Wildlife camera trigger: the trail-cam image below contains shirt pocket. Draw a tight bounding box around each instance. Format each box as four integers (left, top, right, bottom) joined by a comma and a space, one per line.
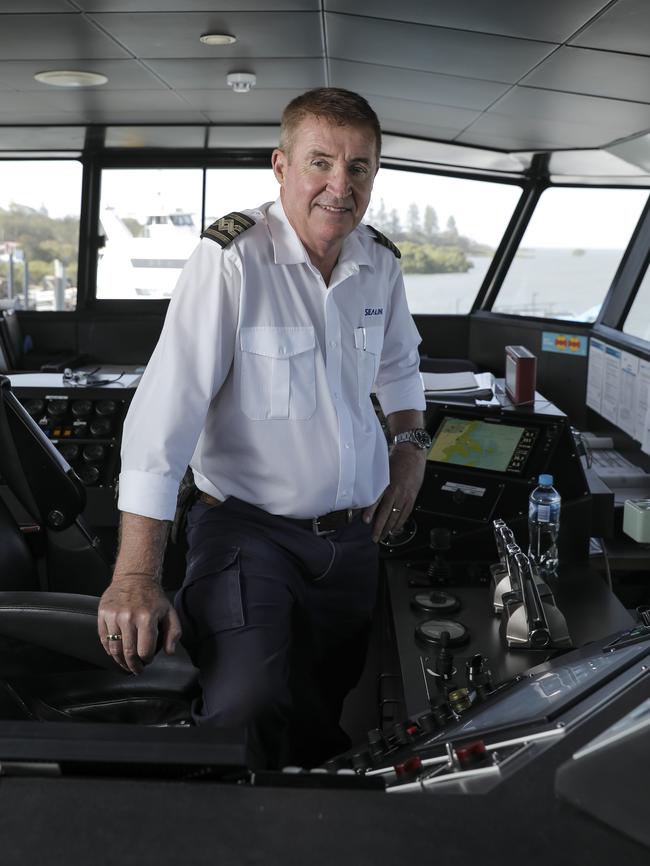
355, 325, 384, 406
240, 326, 316, 420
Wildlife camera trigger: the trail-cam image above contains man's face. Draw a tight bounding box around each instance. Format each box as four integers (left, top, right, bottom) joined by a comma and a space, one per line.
272, 115, 378, 257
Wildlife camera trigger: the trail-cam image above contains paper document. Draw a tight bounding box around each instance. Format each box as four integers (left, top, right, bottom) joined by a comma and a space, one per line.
586, 338, 606, 413
618, 351, 639, 437
420, 371, 478, 392
601, 345, 622, 425
422, 371, 494, 401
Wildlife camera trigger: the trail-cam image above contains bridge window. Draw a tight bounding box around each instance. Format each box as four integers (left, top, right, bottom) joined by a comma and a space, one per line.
96, 167, 279, 301
368, 168, 522, 314
623, 260, 650, 343
0, 160, 82, 312
491, 187, 649, 322
97, 168, 203, 301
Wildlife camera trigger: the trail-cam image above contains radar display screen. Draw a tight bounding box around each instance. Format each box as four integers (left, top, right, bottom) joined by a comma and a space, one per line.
427, 416, 537, 474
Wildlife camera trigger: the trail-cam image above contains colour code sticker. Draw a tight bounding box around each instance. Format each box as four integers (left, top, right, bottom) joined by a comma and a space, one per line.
542, 332, 588, 356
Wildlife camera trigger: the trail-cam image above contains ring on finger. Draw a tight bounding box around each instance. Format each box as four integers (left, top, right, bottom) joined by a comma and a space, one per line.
107, 633, 122, 641
391, 506, 401, 513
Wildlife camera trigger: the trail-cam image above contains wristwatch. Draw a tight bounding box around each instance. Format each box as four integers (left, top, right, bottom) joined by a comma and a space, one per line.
392, 428, 432, 450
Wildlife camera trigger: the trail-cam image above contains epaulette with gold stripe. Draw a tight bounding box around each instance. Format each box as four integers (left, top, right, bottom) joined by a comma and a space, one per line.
367, 225, 401, 259
201, 211, 255, 248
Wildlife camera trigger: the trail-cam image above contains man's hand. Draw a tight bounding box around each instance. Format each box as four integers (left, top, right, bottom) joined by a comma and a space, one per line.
363, 445, 427, 543
98, 576, 182, 674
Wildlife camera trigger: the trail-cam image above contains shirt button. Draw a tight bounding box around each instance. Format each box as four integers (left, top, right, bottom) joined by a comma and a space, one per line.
279, 346, 286, 355
329, 341, 337, 348
333, 392, 339, 399
345, 443, 351, 449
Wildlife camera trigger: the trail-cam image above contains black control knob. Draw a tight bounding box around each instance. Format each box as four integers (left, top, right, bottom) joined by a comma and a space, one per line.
435, 631, 455, 679
71, 400, 93, 419
429, 527, 451, 551
89, 418, 112, 437
95, 400, 117, 416
82, 444, 106, 463
47, 399, 67, 418
22, 398, 45, 419
77, 465, 100, 486
418, 710, 442, 733
466, 653, 493, 700
58, 443, 80, 463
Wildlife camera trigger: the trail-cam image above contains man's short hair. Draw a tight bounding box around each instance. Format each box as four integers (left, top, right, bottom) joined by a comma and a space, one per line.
279, 88, 381, 164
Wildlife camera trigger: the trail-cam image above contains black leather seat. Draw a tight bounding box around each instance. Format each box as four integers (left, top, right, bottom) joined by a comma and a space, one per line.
0, 375, 199, 724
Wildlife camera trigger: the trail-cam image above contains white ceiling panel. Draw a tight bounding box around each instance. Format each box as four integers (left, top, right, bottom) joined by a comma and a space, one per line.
145, 58, 324, 91
89, 12, 323, 59
522, 46, 650, 104
460, 87, 650, 150
0, 13, 129, 60
324, 0, 609, 43
207, 126, 279, 149
571, 0, 650, 56
198, 89, 309, 123
329, 59, 509, 111
361, 93, 480, 135
0, 89, 204, 125
326, 13, 555, 83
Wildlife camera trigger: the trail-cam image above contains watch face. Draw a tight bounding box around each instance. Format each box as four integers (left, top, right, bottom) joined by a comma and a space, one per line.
414, 429, 432, 449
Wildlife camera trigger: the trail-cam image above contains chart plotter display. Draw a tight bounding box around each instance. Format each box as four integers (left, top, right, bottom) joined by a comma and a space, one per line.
427, 416, 536, 474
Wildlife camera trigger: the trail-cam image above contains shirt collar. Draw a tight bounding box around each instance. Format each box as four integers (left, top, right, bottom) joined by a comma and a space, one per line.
267, 197, 374, 272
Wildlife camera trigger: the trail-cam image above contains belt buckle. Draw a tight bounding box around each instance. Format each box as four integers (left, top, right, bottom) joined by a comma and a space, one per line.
311, 516, 336, 537
311, 509, 354, 537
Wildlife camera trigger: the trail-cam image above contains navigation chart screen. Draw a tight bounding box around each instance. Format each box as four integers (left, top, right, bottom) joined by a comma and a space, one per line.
427, 416, 530, 473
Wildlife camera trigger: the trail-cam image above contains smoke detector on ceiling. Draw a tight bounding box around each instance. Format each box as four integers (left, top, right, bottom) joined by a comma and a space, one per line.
226, 72, 256, 93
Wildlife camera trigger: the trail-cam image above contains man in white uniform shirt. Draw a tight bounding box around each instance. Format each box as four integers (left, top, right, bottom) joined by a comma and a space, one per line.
98, 88, 428, 768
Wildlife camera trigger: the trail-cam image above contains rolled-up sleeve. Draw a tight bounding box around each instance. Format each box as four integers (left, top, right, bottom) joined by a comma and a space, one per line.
118, 240, 241, 521
374, 270, 426, 416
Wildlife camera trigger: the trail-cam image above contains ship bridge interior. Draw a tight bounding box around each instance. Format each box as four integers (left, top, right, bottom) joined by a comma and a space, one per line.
2, 3, 650, 865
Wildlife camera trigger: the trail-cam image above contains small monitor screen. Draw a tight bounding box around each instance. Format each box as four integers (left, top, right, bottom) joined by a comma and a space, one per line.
427, 416, 528, 473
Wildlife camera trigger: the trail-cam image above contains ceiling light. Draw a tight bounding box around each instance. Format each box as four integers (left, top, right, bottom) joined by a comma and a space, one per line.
226, 72, 256, 93
200, 32, 237, 46
34, 70, 108, 88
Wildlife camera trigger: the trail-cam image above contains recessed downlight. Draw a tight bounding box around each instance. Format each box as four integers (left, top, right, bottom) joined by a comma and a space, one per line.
199, 32, 237, 46
34, 70, 108, 88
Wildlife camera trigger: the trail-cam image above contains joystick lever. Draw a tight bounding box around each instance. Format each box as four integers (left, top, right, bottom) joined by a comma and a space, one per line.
492, 528, 555, 614
500, 548, 571, 650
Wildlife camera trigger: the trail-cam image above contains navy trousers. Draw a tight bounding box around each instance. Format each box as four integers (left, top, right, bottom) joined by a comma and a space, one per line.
174, 496, 379, 769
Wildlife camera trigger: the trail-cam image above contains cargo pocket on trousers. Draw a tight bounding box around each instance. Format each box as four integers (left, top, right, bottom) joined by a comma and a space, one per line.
176, 547, 244, 641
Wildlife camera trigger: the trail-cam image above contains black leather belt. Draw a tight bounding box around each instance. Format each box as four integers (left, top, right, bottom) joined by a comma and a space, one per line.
290, 508, 364, 536
198, 493, 363, 537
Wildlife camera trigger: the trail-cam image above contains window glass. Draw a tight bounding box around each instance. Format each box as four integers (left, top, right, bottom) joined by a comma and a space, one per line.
205, 168, 279, 227
368, 168, 522, 314
623, 262, 650, 342
0, 160, 82, 311
492, 187, 649, 322
97, 168, 203, 300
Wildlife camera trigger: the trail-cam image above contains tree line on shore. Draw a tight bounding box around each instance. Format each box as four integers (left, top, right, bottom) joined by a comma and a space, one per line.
366, 199, 491, 274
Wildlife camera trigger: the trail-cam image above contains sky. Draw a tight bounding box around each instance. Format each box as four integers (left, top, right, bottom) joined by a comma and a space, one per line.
0, 159, 648, 250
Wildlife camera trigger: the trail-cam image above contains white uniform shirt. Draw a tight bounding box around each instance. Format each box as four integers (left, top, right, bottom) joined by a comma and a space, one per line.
118, 198, 425, 521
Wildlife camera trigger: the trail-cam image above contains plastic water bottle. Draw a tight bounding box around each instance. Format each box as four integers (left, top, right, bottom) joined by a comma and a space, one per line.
528, 474, 561, 577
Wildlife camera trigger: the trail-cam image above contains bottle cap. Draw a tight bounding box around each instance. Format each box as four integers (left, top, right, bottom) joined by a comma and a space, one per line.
538, 474, 553, 486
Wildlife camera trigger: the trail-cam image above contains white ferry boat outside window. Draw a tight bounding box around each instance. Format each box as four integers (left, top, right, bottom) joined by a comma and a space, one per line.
96, 168, 203, 300
492, 187, 649, 322
0, 160, 82, 312
623, 262, 650, 343
368, 168, 522, 314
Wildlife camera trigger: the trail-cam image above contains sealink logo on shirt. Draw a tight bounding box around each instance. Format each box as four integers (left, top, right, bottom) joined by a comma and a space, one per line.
364, 307, 384, 316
